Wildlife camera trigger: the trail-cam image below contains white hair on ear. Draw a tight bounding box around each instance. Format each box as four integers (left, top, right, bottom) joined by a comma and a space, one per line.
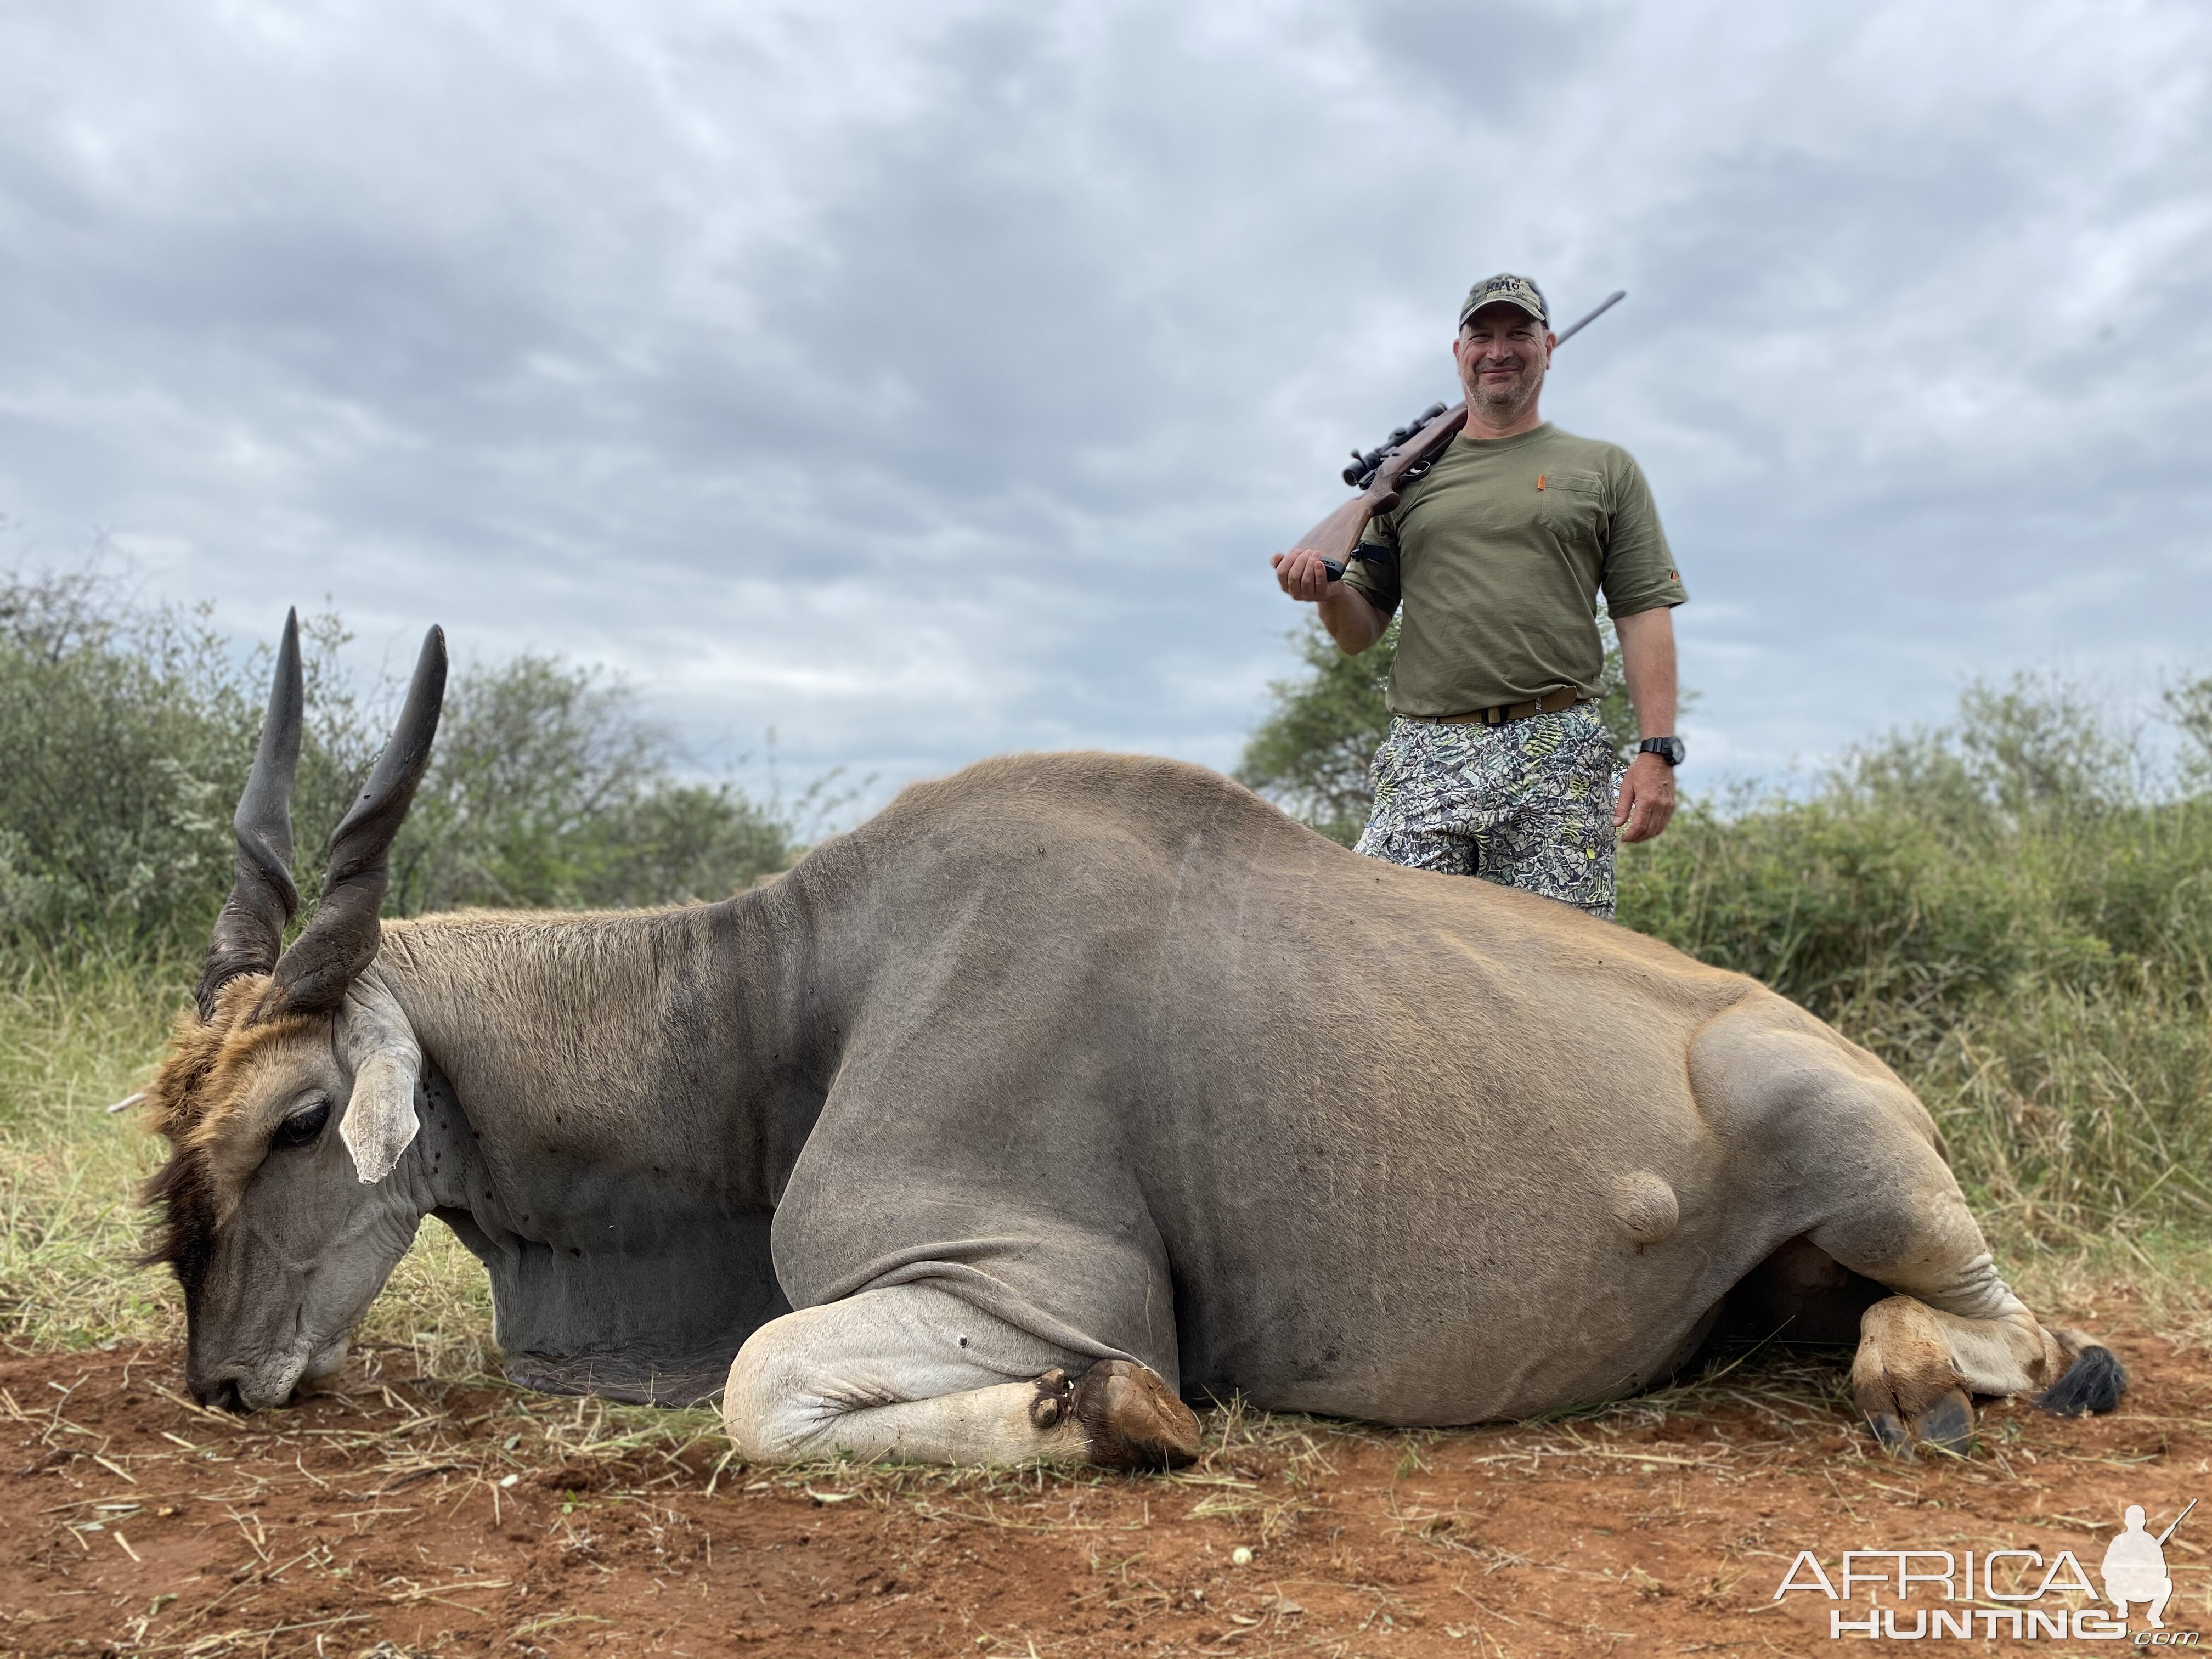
336, 970, 422, 1184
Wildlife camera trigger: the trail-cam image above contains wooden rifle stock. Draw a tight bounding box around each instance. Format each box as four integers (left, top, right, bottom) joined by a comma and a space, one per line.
1291, 289, 1626, 582
1308, 404, 1466, 581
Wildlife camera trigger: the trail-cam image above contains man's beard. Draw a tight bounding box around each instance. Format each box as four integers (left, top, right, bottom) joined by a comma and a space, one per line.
1470, 363, 1540, 421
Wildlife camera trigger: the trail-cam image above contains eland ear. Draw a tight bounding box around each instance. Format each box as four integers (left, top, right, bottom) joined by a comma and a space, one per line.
335, 974, 422, 1185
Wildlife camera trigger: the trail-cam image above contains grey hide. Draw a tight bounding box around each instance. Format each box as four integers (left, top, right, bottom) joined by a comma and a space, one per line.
369, 753, 2007, 1420
415, 1067, 790, 1406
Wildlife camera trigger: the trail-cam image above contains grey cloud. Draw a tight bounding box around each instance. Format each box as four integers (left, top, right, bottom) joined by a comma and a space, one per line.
1, 0, 2208, 803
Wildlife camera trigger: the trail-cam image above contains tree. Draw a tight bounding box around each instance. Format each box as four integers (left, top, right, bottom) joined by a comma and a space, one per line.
388, 653, 792, 913
0, 568, 799, 958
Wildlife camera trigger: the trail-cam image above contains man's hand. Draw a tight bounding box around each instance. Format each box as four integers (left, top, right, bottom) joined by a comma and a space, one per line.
1615, 752, 1676, 843
1272, 549, 1389, 654
1270, 547, 1333, 603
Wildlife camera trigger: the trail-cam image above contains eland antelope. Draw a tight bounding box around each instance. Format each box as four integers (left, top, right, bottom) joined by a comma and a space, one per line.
138, 613, 2125, 1469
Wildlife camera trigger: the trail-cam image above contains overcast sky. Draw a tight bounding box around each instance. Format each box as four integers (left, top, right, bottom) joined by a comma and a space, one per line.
3, 1, 2208, 809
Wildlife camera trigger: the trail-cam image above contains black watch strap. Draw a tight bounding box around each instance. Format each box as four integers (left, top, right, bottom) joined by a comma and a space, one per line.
1638, 736, 1686, 768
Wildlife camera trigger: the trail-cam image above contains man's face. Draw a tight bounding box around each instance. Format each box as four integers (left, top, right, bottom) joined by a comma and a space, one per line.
1454, 303, 1554, 422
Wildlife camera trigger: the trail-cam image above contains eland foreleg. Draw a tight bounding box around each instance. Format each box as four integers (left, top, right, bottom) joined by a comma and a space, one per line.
720, 1283, 1199, 1469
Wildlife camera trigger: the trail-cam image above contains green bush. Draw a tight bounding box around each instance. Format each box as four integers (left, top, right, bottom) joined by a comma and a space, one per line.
1619, 695, 2212, 1237
383, 652, 791, 915
0, 569, 795, 959
0, 573, 259, 954
1620, 692, 2212, 1021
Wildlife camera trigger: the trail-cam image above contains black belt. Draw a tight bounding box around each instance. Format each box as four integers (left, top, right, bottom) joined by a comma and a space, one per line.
1420, 686, 1584, 727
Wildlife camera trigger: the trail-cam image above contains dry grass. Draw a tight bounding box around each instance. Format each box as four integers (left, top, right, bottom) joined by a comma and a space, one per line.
1912, 974, 2212, 1244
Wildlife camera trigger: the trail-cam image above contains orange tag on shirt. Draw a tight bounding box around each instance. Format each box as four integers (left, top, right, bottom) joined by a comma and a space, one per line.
1536, 474, 1547, 489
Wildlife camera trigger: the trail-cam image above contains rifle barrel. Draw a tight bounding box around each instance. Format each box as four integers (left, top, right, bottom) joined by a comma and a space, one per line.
2158, 1498, 2197, 1546
1553, 289, 1626, 347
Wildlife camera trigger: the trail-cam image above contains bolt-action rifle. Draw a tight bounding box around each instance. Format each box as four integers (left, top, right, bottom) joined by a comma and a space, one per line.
1292, 290, 1627, 582
2159, 1499, 2197, 1546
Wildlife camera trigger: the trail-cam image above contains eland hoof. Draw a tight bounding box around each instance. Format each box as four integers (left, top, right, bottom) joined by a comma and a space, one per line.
1070, 1359, 1201, 1471
1865, 1409, 1912, 1457
1912, 1387, 1976, 1458
1861, 1386, 1976, 1460
1028, 1367, 1074, 1430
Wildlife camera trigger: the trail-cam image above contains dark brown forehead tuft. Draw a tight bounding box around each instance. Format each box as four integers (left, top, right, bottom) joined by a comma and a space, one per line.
138, 973, 324, 1275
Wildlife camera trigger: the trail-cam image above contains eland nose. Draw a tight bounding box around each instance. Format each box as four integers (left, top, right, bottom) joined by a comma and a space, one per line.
189, 1371, 249, 1413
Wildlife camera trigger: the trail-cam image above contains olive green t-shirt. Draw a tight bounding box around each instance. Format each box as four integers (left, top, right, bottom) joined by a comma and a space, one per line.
1342, 423, 1686, 718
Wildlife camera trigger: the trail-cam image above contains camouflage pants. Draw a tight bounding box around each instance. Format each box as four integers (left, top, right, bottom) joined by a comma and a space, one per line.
1355, 705, 1621, 918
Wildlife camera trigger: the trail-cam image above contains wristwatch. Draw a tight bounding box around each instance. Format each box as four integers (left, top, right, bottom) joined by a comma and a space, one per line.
1637, 737, 1686, 768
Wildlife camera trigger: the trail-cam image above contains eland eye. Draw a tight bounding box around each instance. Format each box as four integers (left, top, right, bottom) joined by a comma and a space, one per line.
272, 1098, 331, 1149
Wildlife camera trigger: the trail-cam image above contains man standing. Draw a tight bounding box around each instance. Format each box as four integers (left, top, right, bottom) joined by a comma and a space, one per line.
1269, 273, 1686, 919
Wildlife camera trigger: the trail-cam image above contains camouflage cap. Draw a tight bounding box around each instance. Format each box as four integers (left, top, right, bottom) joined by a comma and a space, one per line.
1458, 273, 1549, 330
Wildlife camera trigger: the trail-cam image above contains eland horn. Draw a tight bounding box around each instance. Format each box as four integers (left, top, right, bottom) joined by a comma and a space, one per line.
266, 625, 447, 1016
194, 610, 304, 1019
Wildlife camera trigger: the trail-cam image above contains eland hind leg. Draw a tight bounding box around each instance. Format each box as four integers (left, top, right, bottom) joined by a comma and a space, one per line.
1696, 1003, 2126, 1458
720, 1283, 1199, 1470
1798, 1115, 2125, 1455
1808, 1163, 2124, 1454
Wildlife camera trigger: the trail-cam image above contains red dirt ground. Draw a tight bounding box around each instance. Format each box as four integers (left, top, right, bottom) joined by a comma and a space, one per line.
2, 1299, 2205, 1657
